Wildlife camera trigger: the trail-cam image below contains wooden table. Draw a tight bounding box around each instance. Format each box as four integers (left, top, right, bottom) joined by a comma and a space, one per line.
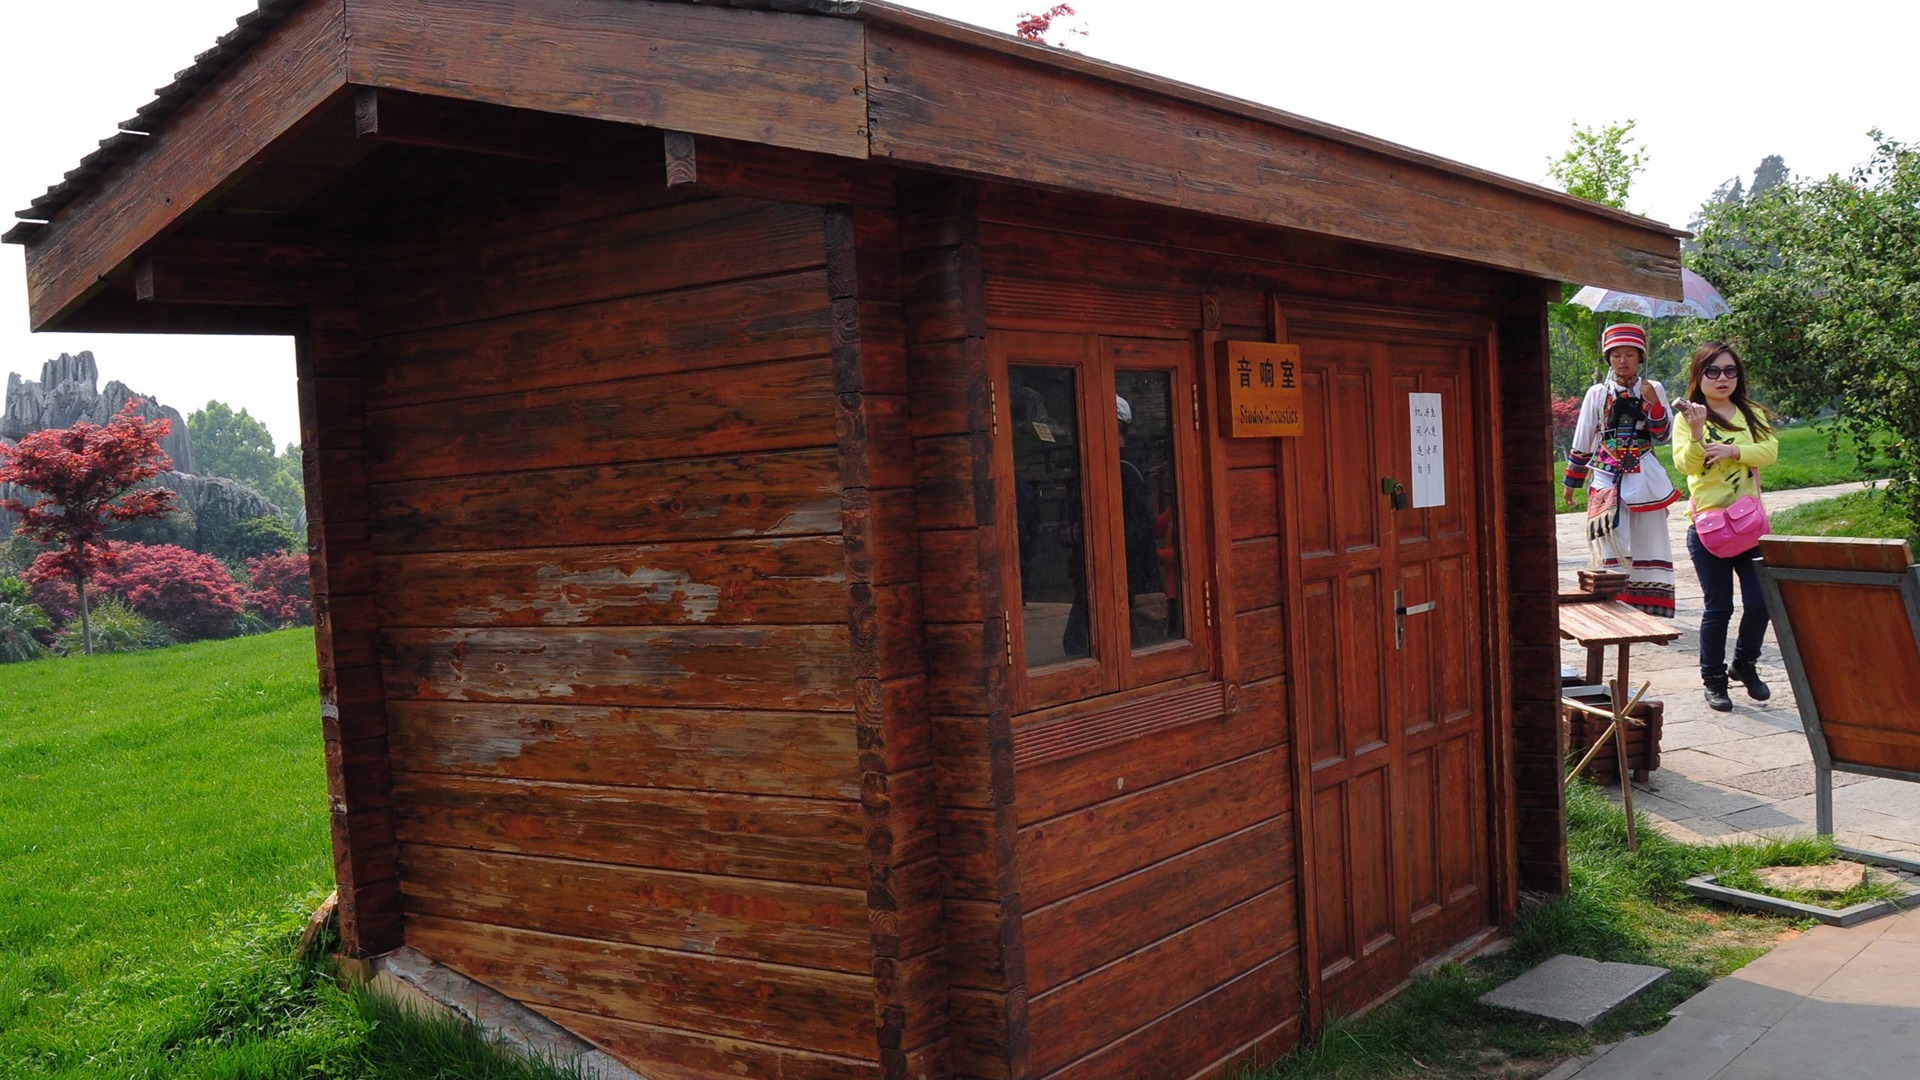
1558, 598, 1681, 850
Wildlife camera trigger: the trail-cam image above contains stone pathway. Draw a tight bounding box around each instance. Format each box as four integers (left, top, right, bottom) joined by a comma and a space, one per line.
1552, 905, 1920, 1080
1554, 480, 1920, 861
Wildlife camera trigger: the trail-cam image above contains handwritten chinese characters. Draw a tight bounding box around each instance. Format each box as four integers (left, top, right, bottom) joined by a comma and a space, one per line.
1409, 392, 1445, 508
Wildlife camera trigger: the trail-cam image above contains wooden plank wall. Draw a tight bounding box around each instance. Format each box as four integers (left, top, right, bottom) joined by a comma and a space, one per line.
953, 182, 1558, 1077
352, 149, 880, 1079
899, 177, 1030, 1080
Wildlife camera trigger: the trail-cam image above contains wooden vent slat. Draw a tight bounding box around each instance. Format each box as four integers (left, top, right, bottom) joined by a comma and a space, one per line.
1013, 681, 1235, 770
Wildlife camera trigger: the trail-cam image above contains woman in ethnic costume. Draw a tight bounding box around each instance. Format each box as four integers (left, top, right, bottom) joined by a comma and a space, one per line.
1562, 324, 1682, 616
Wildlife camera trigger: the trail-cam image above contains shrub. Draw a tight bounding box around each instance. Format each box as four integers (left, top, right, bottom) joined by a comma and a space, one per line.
0, 575, 31, 604
54, 596, 172, 655
26, 542, 246, 641
0, 600, 52, 662
243, 553, 313, 628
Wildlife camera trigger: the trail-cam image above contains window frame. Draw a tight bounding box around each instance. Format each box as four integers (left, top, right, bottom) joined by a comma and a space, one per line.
992, 329, 1216, 714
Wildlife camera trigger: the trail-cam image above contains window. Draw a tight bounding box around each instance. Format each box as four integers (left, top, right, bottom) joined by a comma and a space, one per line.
994, 331, 1213, 711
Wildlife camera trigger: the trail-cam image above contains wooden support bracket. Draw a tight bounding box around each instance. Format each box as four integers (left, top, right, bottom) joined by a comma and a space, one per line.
661, 129, 893, 207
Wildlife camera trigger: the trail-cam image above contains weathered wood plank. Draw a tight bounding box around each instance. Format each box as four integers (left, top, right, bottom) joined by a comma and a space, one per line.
867, 28, 1679, 295
1025, 886, 1294, 1076
406, 915, 876, 1057
1024, 822, 1294, 992
359, 198, 827, 337
544, 1005, 883, 1080
23, 1, 349, 329
347, 0, 869, 160
1044, 955, 1300, 1080
365, 271, 834, 408
353, 85, 630, 160
369, 448, 843, 553
1017, 749, 1288, 908
386, 700, 860, 798
366, 359, 837, 482
380, 625, 855, 711
399, 844, 868, 971
391, 774, 865, 887
375, 536, 848, 628
134, 233, 352, 307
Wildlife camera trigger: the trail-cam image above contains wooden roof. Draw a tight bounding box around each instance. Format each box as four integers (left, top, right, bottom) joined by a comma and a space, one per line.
8, 0, 1685, 331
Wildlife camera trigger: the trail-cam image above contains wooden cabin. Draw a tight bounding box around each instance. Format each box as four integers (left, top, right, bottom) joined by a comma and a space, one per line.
5, 2, 1684, 1077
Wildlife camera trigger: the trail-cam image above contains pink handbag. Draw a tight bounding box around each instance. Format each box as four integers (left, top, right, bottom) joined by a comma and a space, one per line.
1693, 470, 1769, 558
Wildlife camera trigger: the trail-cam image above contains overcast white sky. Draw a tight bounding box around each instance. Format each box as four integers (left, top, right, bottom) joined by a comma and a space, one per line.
3, 0, 1915, 449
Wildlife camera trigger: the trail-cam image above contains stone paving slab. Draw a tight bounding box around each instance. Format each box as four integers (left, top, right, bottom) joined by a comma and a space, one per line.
1566, 908, 1920, 1080
1478, 954, 1668, 1029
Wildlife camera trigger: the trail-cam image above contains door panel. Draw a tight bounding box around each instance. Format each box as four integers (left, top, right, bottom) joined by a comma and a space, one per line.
1287, 321, 1490, 1016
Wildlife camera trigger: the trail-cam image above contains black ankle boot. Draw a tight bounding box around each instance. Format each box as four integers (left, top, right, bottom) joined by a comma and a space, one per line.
1703, 675, 1733, 712
1729, 659, 1772, 701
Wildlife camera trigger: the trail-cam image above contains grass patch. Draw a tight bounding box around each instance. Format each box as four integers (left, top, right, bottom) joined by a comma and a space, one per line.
1768, 487, 1920, 548
1711, 867, 1910, 911
0, 631, 580, 1080
1240, 782, 1818, 1080
1555, 420, 1892, 515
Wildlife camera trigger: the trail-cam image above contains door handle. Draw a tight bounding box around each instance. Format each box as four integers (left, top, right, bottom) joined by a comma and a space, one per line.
1393, 590, 1435, 650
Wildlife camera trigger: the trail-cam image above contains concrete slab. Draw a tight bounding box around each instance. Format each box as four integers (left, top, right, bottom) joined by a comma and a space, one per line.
1808, 937, 1920, 1008
1478, 954, 1669, 1030
1696, 732, 1818, 771
1717, 763, 1869, 800
1712, 997, 1920, 1080
1661, 720, 1751, 751
1564, 1015, 1767, 1080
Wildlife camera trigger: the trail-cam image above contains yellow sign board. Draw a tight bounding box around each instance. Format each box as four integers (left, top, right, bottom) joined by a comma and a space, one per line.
1215, 341, 1303, 438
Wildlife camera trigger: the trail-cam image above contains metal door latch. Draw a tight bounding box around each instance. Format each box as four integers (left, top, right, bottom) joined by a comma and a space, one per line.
1394, 589, 1437, 649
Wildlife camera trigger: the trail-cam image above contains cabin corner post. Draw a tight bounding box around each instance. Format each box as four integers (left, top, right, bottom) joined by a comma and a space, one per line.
828, 203, 952, 1078
1494, 290, 1568, 897
899, 176, 1032, 1080
296, 302, 403, 956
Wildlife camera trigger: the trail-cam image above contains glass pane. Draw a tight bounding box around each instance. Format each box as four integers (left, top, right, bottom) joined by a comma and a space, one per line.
1114, 369, 1184, 649
1010, 365, 1092, 667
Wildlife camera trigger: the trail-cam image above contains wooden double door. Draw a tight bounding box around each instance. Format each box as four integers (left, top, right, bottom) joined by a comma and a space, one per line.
1282, 311, 1493, 1016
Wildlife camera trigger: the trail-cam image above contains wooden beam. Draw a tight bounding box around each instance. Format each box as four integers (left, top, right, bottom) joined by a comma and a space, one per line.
661, 130, 892, 207
48, 300, 306, 336
134, 233, 352, 307
352, 86, 631, 161
866, 26, 1681, 298
346, 0, 868, 160
20, 0, 349, 330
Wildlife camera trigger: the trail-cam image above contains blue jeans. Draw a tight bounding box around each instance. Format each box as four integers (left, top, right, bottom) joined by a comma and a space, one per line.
1686, 526, 1769, 680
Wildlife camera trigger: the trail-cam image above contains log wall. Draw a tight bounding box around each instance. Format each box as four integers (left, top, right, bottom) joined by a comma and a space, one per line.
352, 150, 879, 1079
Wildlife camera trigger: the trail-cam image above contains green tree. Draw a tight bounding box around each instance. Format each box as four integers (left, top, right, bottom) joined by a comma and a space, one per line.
188, 401, 279, 490
1545, 120, 1651, 404
1690, 132, 1920, 527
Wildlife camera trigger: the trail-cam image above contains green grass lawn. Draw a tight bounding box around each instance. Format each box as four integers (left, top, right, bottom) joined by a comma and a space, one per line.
0, 631, 577, 1079
1555, 420, 1892, 515
1769, 486, 1920, 549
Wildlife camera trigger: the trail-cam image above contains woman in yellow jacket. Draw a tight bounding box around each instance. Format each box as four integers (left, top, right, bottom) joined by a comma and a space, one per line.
1672, 342, 1779, 712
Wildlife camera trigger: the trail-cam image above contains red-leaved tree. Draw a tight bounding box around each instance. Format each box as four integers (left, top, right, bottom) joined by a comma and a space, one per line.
27, 542, 244, 642
1015, 4, 1087, 48
244, 552, 314, 628
0, 400, 176, 654
1550, 395, 1583, 456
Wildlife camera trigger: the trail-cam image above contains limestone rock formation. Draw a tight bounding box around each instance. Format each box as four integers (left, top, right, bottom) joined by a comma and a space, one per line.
2, 351, 196, 473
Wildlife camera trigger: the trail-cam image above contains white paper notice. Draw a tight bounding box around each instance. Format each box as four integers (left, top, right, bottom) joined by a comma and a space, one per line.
1409, 393, 1444, 508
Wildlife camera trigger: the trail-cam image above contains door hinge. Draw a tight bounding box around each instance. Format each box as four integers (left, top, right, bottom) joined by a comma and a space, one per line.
990, 380, 999, 436
1203, 580, 1214, 628
1190, 383, 1202, 430
1002, 611, 1014, 665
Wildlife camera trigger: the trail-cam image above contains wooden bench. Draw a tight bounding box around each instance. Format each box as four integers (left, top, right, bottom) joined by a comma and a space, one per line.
1758, 535, 1920, 872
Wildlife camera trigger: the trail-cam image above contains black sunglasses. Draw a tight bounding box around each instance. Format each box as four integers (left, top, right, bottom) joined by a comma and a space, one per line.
1702, 364, 1740, 380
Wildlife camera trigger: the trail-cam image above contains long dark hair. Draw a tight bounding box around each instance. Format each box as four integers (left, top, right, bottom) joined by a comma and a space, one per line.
1686, 342, 1774, 439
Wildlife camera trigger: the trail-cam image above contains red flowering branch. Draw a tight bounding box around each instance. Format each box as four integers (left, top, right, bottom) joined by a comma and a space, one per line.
1016, 4, 1086, 48
0, 399, 176, 654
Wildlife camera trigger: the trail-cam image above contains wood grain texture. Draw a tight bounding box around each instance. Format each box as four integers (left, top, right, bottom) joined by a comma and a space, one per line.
386, 700, 860, 798
400, 844, 868, 970
542, 1005, 883, 1080
369, 448, 843, 553
365, 359, 838, 482
867, 28, 1679, 295
346, 0, 868, 159
375, 537, 848, 628
364, 270, 835, 408
380, 625, 854, 711
23, 1, 349, 328
1043, 956, 1299, 1080
391, 773, 865, 887
406, 915, 876, 1057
